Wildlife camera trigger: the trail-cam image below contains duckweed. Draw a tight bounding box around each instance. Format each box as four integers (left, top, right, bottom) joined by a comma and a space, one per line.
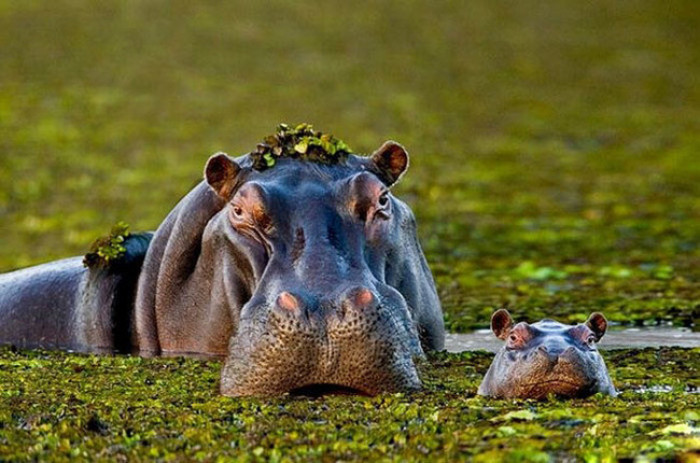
1, 1, 699, 459
82, 222, 130, 269
250, 123, 352, 171
1, 347, 697, 461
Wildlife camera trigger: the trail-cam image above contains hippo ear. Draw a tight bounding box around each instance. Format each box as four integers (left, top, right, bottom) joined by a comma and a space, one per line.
205, 153, 242, 199
491, 309, 514, 340
586, 312, 607, 341
369, 141, 409, 187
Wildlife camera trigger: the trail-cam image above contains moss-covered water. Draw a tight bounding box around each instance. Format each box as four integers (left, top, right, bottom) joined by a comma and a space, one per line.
1, 347, 697, 461
1, 0, 698, 460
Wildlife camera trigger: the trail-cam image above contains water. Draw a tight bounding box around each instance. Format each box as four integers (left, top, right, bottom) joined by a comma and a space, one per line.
444, 326, 700, 353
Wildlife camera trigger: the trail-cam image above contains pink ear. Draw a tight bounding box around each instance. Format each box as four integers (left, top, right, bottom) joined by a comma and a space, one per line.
205, 153, 241, 199
491, 309, 514, 340
370, 141, 409, 186
586, 312, 607, 341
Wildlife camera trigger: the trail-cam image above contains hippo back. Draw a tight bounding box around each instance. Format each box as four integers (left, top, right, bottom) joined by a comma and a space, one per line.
0, 257, 85, 350
0, 233, 152, 352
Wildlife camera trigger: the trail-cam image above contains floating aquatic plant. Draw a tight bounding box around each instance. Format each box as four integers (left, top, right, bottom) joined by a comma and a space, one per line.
0, 347, 697, 461
83, 222, 131, 268
250, 123, 352, 170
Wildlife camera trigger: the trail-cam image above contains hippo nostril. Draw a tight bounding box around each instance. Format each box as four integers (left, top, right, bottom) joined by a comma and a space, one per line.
276, 291, 300, 312
537, 345, 561, 365
344, 287, 376, 312
354, 288, 374, 308
560, 346, 578, 361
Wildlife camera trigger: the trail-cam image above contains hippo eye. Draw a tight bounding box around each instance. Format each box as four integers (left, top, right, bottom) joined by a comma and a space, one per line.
232, 206, 243, 217
506, 333, 522, 350
586, 335, 596, 346
378, 192, 389, 208
507, 334, 521, 347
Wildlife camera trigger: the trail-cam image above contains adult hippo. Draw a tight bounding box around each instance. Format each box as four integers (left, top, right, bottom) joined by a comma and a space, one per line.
478, 309, 616, 399
0, 125, 445, 396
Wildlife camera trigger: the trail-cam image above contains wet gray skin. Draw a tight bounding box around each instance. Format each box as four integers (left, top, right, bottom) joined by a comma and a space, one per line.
0, 141, 445, 396
478, 309, 617, 399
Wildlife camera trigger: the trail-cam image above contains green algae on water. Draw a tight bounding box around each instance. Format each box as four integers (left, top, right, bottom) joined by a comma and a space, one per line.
82, 222, 131, 268
250, 123, 352, 171
1, 347, 697, 461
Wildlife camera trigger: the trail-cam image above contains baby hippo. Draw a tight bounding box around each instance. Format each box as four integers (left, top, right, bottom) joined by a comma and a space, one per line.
478, 309, 617, 399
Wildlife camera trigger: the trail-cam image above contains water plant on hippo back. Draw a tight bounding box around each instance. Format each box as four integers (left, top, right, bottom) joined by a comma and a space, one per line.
0, 124, 445, 397
478, 309, 617, 399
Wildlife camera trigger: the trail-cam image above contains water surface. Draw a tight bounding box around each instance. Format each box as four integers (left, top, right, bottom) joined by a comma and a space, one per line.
445, 327, 700, 353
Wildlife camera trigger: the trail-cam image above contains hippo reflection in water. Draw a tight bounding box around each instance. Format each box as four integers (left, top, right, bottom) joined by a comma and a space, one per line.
478, 309, 616, 399
0, 134, 445, 396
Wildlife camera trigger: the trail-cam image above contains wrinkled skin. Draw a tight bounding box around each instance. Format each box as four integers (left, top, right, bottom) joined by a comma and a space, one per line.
0, 141, 445, 396
478, 310, 616, 399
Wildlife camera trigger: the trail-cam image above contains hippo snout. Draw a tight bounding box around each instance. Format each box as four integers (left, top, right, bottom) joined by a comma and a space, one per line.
220, 286, 424, 397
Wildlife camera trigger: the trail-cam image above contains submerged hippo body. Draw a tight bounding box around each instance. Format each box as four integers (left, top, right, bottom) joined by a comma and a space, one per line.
478, 310, 616, 399
0, 234, 152, 353
0, 139, 445, 396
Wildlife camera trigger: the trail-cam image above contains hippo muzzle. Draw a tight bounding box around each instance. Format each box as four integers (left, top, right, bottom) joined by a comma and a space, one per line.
221, 284, 424, 396
490, 343, 605, 398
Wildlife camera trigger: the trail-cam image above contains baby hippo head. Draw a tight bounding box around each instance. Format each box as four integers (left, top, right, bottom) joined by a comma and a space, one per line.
478, 309, 617, 399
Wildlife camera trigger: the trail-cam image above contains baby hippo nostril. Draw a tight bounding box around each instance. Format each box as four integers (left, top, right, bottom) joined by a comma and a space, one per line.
344, 287, 376, 312
537, 345, 560, 364
560, 346, 578, 361
276, 291, 300, 312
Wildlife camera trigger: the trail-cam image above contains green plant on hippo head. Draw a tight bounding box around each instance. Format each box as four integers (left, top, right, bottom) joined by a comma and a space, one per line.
250, 123, 352, 170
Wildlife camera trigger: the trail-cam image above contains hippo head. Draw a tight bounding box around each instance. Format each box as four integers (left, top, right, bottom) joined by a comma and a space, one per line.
190, 141, 443, 396
477, 310, 616, 399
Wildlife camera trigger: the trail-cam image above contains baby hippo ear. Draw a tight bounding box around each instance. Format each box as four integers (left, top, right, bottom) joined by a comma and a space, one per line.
205, 152, 242, 199
586, 312, 608, 341
369, 141, 409, 187
491, 309, 514, 340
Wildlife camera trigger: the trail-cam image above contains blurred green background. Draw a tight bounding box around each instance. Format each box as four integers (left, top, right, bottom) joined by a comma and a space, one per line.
0, 0, 698, 330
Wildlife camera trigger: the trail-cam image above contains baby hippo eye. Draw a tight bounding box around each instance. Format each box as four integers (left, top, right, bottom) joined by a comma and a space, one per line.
586, 335, 597, 347
507, 333, 525, 349
378, 192, 389, 207
232, 206, 243, 217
